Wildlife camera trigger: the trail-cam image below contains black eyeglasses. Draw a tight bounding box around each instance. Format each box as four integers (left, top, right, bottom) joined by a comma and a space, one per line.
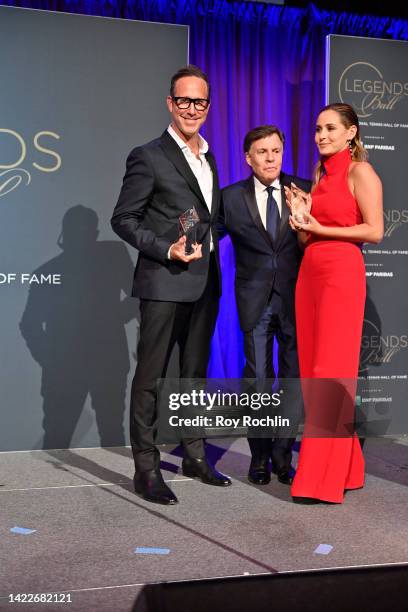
172, 97, 210, 111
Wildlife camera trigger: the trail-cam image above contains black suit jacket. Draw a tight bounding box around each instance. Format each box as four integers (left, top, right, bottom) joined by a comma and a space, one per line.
220, 173, 312, 332
111, 130, 221, 301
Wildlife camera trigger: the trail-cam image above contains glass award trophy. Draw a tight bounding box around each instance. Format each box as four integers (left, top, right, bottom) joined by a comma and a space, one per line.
179, 206, 200, 255
291, 191, 309, 224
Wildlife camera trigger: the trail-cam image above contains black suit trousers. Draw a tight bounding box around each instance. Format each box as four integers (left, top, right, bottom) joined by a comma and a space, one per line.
130, 255, 219, 471
243, 290, 302, 469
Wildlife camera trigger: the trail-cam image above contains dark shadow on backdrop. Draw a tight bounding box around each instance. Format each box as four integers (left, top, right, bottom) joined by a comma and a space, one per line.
356, 286, 384, 447
20, 205, 137, 449
359, 286, 384, 377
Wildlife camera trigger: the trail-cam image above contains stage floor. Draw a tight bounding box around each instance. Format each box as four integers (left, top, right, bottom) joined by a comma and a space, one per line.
1, 437, 408, 611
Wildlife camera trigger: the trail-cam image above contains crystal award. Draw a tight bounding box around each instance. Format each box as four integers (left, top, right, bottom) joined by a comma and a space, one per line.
291, 191, 309, 224
179, 206, 200, 255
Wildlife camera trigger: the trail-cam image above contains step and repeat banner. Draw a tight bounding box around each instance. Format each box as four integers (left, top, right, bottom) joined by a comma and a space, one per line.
0, 7, 188, 450
327, 35, 408, 434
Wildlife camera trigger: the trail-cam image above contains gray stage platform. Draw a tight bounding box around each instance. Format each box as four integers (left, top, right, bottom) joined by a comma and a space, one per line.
1, 437, 408, 611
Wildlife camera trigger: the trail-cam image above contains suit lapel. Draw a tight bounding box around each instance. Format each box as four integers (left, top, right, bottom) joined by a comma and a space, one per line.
159, 131, 209, 218
206, 151, 220, 222
243, 177, 274, 249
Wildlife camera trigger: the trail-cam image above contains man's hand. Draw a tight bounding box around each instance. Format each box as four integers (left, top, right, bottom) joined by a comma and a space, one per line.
169, 235, 203, 263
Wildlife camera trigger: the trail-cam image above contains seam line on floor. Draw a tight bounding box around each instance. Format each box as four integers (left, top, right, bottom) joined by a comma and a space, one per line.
0, 479, 192, 493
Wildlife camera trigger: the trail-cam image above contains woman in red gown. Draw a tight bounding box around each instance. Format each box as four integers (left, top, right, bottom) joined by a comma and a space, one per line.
286, 103, 383, 504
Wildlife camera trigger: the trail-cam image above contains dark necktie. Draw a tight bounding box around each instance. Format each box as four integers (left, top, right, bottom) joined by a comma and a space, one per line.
266, 185, 280, 243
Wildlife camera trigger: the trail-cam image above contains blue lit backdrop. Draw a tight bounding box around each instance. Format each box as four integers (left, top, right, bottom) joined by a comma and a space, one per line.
3, 0, 408, 377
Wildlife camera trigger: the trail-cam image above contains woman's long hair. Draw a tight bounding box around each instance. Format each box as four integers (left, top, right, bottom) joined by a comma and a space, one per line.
314, 103, 368, 184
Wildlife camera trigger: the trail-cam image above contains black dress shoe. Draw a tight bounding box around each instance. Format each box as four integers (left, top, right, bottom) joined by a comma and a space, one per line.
273, 466, 296, 486
133, 470, 178, 505
292, 496, 321, 504
248, 460, 271, 485
182, 457, 231, 486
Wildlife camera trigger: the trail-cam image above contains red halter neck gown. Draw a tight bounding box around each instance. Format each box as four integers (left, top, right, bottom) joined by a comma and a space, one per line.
291, 147, 366, 503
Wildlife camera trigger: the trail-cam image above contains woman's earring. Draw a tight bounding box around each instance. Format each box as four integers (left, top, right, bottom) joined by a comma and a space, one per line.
348, 139, 353, 158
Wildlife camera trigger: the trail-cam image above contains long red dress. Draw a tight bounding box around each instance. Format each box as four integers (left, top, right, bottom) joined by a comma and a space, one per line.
291, 147, 366, 503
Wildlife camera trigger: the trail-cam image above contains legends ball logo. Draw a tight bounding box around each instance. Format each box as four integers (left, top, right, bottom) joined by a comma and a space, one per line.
0, 128, 61, 199
338, 62, 408, 118
360, 319, 408, 368
384, 209, 408, 238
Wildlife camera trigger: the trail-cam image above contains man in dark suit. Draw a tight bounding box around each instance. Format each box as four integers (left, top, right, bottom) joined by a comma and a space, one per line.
111, 65, 231, 505
220, 125, 311, 486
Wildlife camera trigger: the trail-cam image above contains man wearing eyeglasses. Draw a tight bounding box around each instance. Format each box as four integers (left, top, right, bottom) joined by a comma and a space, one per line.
111, 65, 230, 505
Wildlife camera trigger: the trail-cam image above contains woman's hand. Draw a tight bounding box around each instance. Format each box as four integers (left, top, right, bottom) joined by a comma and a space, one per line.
289, 216, 303, 232
291, 211, 325, 236
289, 213, 310, 249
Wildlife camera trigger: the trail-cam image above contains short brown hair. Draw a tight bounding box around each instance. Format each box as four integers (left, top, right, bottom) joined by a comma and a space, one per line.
170, 65, 211, 99
244, 125, 285, 153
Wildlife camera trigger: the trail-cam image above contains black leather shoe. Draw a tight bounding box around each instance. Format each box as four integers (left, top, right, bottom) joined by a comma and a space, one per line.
273, 465, 296, 486
248, 460, 271, 485
182, 457, 231, 486
292, 496, 320, 504
133, 470, 178, 505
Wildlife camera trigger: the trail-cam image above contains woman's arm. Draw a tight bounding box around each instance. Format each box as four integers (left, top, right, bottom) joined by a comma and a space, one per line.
294, 162, 383, 244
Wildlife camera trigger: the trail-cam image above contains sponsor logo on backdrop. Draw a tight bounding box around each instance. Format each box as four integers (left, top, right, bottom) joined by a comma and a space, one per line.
383, 209, 408, 238
360, 319, 408, 367
0, 129, 61, 198
338, 62, 408, 118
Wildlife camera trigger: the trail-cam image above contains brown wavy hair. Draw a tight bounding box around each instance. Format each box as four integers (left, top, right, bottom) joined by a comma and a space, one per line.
314, 103, 368, 184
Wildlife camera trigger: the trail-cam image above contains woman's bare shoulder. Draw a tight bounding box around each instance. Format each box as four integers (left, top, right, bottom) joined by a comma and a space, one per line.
349, 160, 377, 178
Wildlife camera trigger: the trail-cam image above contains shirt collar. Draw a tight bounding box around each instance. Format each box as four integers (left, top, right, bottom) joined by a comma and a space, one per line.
253, 175, 281, 194
167, 124, 209, 155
